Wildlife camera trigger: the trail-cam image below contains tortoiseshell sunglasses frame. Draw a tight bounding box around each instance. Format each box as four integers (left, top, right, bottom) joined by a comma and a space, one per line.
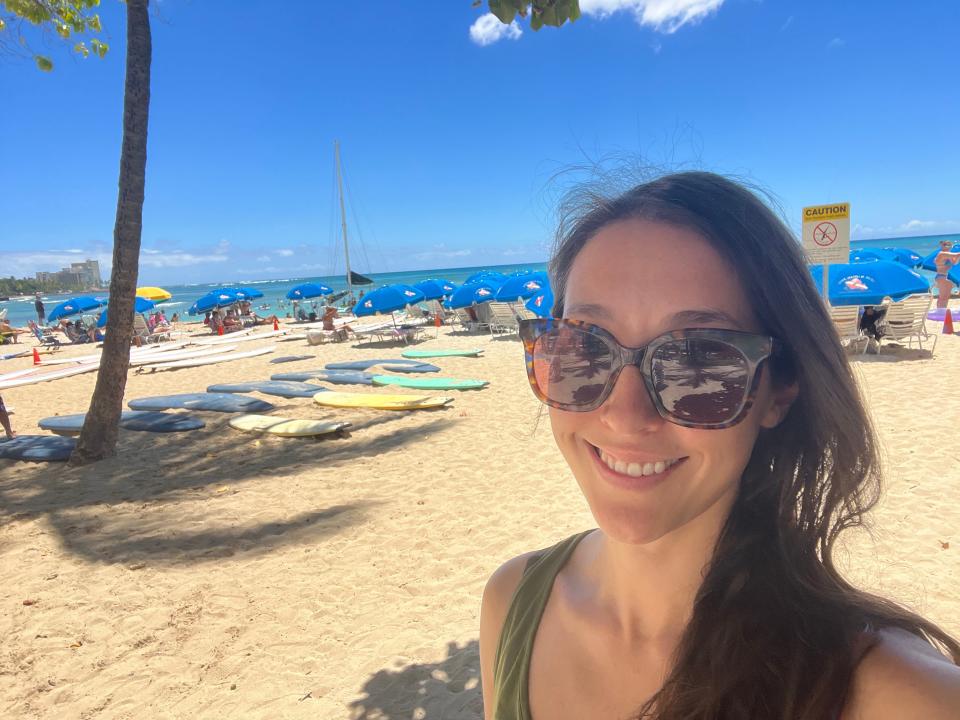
518, 318, 782, 429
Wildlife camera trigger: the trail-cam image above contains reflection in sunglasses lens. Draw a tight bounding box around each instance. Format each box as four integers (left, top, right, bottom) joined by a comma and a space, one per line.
652, 339, 748, 424
533, 327, 613, 407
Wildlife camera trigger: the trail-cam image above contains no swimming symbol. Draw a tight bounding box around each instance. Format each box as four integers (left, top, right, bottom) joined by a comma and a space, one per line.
813, 221, 838, 247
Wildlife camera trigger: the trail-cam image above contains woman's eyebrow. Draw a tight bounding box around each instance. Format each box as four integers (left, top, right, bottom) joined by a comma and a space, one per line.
668, 309, 745, 328
564, 302, 612, 320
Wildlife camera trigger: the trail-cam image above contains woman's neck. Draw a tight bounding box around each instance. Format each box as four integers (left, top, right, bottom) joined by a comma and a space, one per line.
581, 487, 736, 645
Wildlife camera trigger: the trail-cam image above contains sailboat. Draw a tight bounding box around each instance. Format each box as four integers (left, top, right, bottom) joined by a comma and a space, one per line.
329, 140, 373, 308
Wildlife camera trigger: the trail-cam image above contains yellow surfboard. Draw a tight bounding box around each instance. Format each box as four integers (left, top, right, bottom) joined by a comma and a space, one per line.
312, 391, 454, 411
228, 414, 351, 437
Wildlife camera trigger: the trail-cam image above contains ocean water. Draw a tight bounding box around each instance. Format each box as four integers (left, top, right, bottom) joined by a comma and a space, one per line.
3, 233, 957, 330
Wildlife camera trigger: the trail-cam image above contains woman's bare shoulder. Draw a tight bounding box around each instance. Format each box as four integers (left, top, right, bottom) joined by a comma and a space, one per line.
845, 628, 960, 720
482, 550, 541, 617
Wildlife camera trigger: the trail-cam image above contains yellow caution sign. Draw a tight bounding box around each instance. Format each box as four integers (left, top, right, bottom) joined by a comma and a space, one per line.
802, 202, 850, 266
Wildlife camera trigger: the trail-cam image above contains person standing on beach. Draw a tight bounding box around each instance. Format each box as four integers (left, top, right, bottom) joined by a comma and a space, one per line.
0, 395, 15, 440
934, 240, 960, 308
481, 173, 960, 720
34, 293, 45, 325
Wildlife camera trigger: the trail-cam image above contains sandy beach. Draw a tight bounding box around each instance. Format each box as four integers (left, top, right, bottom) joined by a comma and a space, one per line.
1, 311, 958, 719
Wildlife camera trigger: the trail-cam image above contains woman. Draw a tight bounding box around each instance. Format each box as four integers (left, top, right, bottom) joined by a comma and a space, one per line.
479, 173, 960, 719
934, 239, 960, 309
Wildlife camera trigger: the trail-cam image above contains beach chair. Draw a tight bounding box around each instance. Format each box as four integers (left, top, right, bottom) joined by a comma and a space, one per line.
471, 303, 493, 334
514, 304, 538, 321
485, 301, 521, 335
27, 321, 61, 348
878, 293, 937, 354
828, 305, 869, 354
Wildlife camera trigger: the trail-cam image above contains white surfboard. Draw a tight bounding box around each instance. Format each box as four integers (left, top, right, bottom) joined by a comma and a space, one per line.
128, 345, 238, 367
141, 345, 274, 370
228, 414, 350, 437
0, 362, 100, 390
192, 329, 288, 346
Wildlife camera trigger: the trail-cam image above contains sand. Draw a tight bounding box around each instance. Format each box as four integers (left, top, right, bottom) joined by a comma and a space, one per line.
1, 310, 958, 719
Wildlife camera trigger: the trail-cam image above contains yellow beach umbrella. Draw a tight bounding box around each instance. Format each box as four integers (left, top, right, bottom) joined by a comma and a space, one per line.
136, 286, 172, 302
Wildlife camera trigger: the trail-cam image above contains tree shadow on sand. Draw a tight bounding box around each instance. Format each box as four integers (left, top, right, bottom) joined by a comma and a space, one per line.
348, 639, 483, 720
0, 410, 458, 567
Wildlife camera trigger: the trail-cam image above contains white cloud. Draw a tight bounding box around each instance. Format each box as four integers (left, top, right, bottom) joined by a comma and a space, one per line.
469, 13, 523, 46
276, 249, 294, 257
580, 0, 725, 33
827, 37, 844, 49
852, 219, 960, 240
0, 250, 113, 279
412, 248, 472, 262
255, 255, 271, 262
138, 251, 230, 269
780, 15, 794, 31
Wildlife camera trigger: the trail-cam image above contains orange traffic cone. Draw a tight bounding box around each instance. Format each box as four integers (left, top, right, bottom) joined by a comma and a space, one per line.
273, 317, 279, 331
217, 324, 224, 336
944, 309, 954, 335
33, 348, 41, 364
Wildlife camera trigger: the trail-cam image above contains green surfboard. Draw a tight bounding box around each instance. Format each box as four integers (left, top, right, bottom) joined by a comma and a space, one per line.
400, 348, 483, 359
371, 375, 488, 391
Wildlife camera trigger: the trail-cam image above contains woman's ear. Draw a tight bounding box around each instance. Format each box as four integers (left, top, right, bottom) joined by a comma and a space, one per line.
760, 381, 799, 429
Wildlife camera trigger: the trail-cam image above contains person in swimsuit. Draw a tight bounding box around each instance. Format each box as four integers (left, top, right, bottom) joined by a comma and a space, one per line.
0, 394, 15, 439
480, 173, 960, 720
934, 239, 960, 309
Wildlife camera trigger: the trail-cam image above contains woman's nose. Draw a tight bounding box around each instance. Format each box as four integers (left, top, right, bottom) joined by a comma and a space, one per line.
597, 365, 664, 433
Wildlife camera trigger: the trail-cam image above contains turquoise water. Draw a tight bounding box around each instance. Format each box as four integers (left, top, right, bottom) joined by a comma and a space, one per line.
3, 233, 957, 329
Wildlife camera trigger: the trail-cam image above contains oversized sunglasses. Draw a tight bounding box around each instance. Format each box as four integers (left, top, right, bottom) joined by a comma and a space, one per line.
518, 318, 782, 429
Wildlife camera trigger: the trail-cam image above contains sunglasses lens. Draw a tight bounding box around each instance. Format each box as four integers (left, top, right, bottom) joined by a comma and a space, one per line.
651, 339, 750, 425
531, 325, 613, 408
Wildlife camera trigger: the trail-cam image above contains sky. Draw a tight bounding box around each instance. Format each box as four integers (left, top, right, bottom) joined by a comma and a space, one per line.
1, 0, 958, 285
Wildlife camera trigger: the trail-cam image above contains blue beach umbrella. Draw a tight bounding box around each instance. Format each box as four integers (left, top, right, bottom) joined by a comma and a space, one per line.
47, 296, 106, 322
96, 297, 157, 328
188, 289, 242, 315
464, 270, 508, 286
215, 286, 263, 300
495, 272, 549, 302
883, 247, 923, 267
413, 279, 457, 301
445, 281, 498, 310
920, 242, 960, 272
352, 284, 425, 317
809, 261, 930, 306
849, 248, 899, 264
286, 282, 333, 300
525, 287, 555, 318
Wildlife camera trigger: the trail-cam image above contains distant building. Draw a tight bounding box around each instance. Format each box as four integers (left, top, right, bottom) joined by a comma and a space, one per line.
36, 259, 102, 289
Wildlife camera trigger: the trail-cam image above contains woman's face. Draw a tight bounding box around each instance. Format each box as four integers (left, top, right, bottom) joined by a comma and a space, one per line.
551, 219, 795, 545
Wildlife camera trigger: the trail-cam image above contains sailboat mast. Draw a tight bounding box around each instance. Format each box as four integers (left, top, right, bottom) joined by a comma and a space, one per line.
335, 140, 353, 298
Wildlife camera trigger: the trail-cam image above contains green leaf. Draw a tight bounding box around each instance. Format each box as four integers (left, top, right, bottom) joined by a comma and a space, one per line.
88, 14, 101, 32
488, 0, 519, 24
35, 55, 54, 71
56, 22, 70, 38
74, 41, 89, 58
91, 38, 107, 58
0, 18, 6, 32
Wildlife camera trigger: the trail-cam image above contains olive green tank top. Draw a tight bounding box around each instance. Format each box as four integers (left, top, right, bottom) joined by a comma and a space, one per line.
491, 530, 594, 720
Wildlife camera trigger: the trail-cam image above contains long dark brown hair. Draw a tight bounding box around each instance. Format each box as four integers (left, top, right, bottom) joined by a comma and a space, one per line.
549, 171, 960, 719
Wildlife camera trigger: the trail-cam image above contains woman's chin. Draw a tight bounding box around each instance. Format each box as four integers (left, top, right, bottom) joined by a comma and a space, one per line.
587, 502, 677, 546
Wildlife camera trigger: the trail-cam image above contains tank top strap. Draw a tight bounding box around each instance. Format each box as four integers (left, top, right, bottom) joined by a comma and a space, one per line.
491, 530, 594, 720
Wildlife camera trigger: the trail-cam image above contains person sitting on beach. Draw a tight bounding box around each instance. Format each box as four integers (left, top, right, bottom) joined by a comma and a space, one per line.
0, 394, 15, 440
222, 309, 243, 333
0, 318, 28, 344
859, 304, 887, 342
934, 239, 960, 309
322, 305, 352, 339
480, 172, 960, 720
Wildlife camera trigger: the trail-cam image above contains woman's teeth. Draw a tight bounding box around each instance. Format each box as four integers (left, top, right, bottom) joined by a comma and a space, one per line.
597, 448, 680, 478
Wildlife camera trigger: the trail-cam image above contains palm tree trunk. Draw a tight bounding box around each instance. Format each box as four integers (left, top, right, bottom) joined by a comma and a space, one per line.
71, 0, 151, 464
